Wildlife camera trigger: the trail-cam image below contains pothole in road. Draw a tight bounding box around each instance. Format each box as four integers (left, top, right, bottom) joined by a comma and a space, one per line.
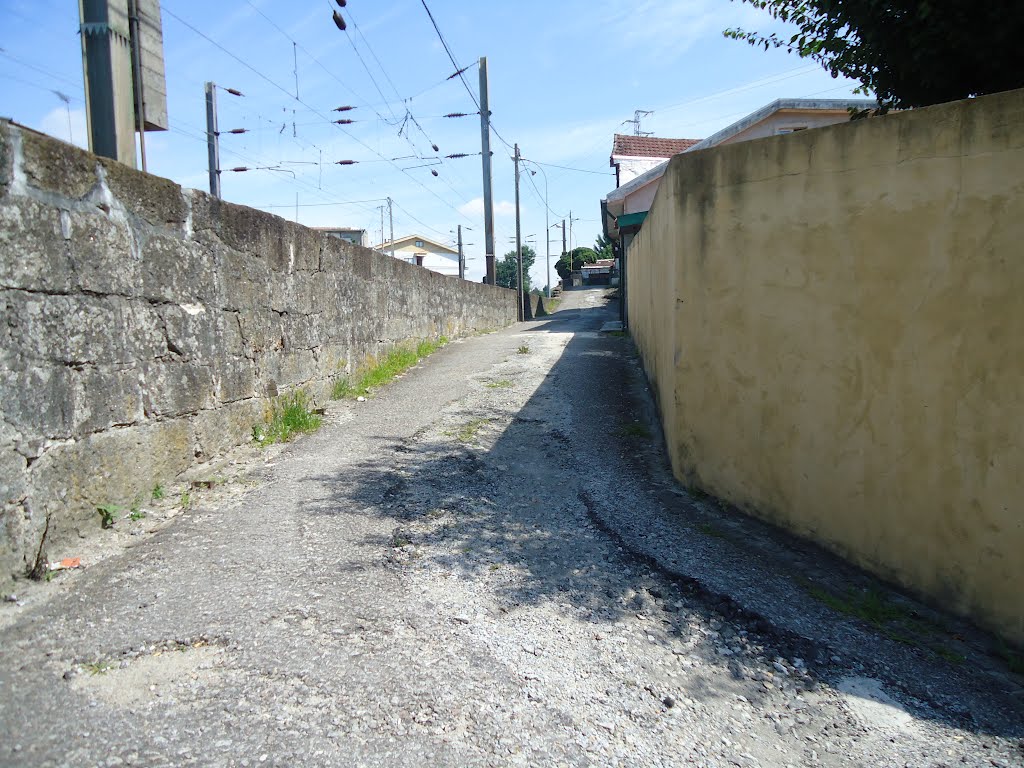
70, 638, 228, 707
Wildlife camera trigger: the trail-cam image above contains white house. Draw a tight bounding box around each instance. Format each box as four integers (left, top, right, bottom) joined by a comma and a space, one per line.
313, 227, 368, 247
379, 234, 461, 277
609, 134, 701, 187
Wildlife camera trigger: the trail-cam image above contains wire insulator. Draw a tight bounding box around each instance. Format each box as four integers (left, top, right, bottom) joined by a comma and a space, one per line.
333, 105, 355, 112
444, 112, 471, 118
225, 128, 248, 134
446, 64, 469, 80
332, 10, 346, 30
335, 160, 357, 165
229, 167, 249, 172
333, 119, 355, 125
431, 144, 439, 152
224, 88, 244, 97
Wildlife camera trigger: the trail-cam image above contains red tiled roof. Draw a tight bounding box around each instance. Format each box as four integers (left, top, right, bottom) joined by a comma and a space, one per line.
611, 134, 701, 159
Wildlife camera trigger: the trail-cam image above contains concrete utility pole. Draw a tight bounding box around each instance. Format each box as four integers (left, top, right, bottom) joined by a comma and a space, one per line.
379, 205, 385, 251
478, 57, 496, 285
204, 82, 221, 198
513, 143, 524, 321
388, 197, 395, 259
126, 0, 147, 171
457, 224, 465, 280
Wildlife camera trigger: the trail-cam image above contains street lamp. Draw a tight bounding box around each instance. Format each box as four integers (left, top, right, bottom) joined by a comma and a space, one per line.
523, 161, 552, 298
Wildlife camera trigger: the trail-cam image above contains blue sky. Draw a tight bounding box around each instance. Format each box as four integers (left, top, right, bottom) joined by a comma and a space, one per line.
1, 0, 864, 287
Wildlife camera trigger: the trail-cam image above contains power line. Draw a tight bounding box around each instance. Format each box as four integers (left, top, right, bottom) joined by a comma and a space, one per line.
162, 6, 474, 223
417, 0, 480, 112
527, 160, 612, 176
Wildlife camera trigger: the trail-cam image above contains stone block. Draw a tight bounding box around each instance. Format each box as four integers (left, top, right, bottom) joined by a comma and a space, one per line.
141, 360, 214, 417
214, 356, 256, 403
161, 303, 223, 361
0, 442, 28, 507
190, 399, 263, 460
70, 365, 144, 435
141, 232, 222, 306
0, 121, 12, 197
97, 156, 187, 229
30, 420, 193, 547
0, 364, 75, 440
0, 499, 45, 585
68, 207, 140, 296
0, 199, 75, 293
19, 124, 97, 200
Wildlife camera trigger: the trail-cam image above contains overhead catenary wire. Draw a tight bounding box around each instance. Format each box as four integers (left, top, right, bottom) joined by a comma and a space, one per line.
161, 6, 475, 222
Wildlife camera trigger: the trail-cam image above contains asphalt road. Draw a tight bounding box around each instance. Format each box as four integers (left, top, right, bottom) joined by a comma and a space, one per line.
1, 287, 1021, 767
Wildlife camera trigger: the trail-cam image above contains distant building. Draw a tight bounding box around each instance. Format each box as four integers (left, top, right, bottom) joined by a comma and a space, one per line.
683, 97, 879, 152
609, 135, 701, 188
314, 227, 368, 247
602, 98, 880, 325
379, 234, 461, 277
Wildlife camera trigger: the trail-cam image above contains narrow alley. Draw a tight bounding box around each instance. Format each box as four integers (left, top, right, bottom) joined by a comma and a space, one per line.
1, 288, 1021, 768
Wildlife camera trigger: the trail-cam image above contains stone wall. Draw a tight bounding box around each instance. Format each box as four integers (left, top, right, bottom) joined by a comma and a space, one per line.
0, 120, 517, 585
626, 89, 1024, 645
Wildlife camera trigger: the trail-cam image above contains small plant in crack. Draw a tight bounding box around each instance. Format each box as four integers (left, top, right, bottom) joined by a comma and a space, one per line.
486, 380, 513, 389
697, 522, 727, 539
617, 422, 651, 439
517, 345, 530, 355
390, 531, 412, 548
448, 418, 490, 443
253, 390, 322, 446
96, 504, 122, 530
83, 660, 115, 676
180, 491, 192, 509
151, 485, 165, 501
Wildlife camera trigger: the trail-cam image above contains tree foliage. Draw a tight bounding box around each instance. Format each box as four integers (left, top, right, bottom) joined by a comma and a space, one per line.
725, 1, 1024, 109
554, 247, 599, 281
594, 234, 615, 261
495, 245, 536, 291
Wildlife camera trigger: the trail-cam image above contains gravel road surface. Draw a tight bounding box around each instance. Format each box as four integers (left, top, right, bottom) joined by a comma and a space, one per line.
1, 287, 1021, 767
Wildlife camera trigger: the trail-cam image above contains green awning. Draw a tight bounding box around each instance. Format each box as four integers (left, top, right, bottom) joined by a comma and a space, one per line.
616, 211, 647, 230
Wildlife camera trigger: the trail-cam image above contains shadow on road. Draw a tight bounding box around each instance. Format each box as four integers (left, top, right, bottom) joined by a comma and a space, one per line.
307, 291, 1023, 742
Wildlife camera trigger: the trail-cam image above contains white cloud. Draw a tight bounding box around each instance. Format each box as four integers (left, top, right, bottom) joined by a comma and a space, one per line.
458, 197, 517, 218
39, 106, 88, 150
592, 0, 764, 61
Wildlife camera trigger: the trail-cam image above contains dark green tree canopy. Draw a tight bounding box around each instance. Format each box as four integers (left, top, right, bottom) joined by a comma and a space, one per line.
495, 245, 536, 290
725, 1, 1024, 109
555, 247, 599, 281
594, 234, 614, 261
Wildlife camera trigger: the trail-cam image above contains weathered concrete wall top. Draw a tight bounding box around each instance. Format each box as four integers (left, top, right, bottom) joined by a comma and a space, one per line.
0, 120, 517, 585
626, 89, 1024, 645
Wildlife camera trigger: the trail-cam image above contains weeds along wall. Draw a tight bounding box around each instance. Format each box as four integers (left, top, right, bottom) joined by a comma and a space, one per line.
626, 89, 1024, 645
0, 120, 517, 585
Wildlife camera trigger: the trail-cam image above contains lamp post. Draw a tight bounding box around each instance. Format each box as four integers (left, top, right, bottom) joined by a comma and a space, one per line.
523, 161, 551, 298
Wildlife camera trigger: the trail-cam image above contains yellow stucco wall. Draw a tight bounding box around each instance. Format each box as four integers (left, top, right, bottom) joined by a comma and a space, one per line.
627, 89, 1024, 645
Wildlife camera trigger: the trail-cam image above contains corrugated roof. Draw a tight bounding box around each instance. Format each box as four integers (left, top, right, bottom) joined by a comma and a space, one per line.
611, 134, 701, 159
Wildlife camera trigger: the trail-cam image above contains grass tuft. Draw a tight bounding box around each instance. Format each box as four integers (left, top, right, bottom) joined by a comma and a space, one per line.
96, 504, 121, 529
617, 422, 651, 439
485, 380, 513, 389
253, 390, 322, 446
517, 345, 530, 355
332, 338, 448, 400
